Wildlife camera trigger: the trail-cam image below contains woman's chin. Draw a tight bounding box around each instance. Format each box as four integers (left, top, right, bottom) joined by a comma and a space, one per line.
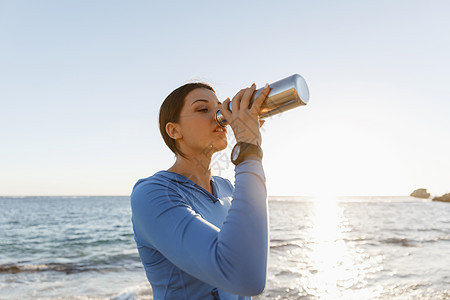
196, 136, 227, 155
214, 139, 228, 152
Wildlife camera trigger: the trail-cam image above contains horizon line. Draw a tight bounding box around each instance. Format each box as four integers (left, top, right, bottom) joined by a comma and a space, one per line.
0, 194, 422, 198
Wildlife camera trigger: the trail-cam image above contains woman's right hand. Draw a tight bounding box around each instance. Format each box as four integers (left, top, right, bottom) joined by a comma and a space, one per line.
221, 83, 271, 146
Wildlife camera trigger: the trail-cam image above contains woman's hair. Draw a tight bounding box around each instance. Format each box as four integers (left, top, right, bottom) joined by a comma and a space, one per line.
159, 82, 215, 158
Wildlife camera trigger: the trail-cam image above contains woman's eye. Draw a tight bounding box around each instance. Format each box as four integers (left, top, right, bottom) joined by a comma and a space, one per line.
197, 108, 209, 112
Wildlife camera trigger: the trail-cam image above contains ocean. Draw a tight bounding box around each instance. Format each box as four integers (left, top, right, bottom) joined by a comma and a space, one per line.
0, 196, 449, 299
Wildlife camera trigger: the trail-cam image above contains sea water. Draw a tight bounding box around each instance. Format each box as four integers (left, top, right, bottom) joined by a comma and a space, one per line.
0, 196, 449, 299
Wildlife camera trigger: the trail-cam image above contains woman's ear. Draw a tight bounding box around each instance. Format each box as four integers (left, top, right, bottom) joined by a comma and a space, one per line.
166, 122, 182, 140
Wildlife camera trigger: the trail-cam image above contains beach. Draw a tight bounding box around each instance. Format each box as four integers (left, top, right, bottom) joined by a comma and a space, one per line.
1, 196, 449, 299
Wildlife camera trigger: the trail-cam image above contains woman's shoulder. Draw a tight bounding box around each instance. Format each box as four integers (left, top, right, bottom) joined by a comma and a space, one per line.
132, 171, 182, 196
134, 170, 187, 186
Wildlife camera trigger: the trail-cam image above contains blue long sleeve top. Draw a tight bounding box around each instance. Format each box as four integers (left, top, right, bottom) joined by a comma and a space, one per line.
130, 159, 268, 299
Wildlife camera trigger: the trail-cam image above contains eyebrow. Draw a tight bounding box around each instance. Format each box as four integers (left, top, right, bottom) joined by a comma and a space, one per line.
191, 99, 221, 106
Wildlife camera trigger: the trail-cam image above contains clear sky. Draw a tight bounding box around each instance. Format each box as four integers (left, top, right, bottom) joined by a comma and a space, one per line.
1, 0, 449, 196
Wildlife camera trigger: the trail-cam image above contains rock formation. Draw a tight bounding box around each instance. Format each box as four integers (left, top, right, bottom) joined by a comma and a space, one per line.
410, 188, 430, 199
432, 193, 450, 203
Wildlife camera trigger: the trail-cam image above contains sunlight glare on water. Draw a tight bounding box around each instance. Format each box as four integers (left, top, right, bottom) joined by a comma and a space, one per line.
304, 196, 382, 299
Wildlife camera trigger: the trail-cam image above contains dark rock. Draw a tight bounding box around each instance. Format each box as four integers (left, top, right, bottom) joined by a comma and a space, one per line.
433, 193, 450, 203
410, 188, 430, 199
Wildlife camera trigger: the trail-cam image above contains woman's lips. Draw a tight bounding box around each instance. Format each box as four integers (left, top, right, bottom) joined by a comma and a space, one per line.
214, 127, 227, 133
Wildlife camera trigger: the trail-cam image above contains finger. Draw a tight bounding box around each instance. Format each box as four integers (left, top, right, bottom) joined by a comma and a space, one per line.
240, 83, 256, 110
232, 88, 246, 112
222, 98, 231, 112
220, 98, 232, 121
252, 83, 271, 112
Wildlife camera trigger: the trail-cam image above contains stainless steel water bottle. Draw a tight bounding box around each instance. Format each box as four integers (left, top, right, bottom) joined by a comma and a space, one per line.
214, 74, 310, 127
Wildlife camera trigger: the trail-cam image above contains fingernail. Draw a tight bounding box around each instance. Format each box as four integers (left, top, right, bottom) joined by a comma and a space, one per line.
264, 83, 269, 89
252, 83, 256, 88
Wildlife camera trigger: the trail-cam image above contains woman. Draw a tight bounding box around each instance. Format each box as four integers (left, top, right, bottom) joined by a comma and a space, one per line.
131, 81, 271, 299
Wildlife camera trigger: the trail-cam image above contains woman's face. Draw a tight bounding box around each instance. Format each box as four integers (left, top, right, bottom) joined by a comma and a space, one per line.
175, 88, 228, 156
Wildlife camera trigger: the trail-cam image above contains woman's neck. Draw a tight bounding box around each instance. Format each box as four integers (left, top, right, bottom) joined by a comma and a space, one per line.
167, 154, 213, 193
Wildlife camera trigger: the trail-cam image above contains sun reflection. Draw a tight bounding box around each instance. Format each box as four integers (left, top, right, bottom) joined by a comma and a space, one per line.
303, 196, 378, 299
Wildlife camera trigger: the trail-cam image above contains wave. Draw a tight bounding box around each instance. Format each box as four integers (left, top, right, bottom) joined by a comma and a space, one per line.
0, 262, 126, 274
270, 239, 303, 250
381, 237, 423, 247
438, 235, 450, 241
381, 235, 450, 247
0, 263, 88, 274
423, 235, 450, 243
343, 236, 372, 242
382, 237, 423, 247
111, 282, 153, 300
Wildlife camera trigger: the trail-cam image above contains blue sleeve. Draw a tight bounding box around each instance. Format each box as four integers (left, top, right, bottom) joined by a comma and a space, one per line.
131, 159, 268, 296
